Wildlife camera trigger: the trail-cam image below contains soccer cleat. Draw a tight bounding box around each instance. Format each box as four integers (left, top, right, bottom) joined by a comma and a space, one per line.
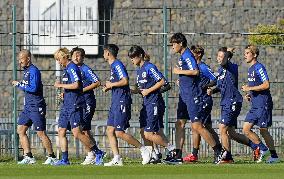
163, 158, 183, 165
163, 150, 182, 165
215, 149, 227, 164
52, 159, 70, 166
183, 153, 198, 163
42, 156, 58, 165
140, 147, 152, 165
149, 157, 162, 164
256, 149, 269, 163
157, 153, 162, 160
95, 150, 105, 166
149, 151, 162, 164
266, 156, 280, 164
104, 158, 123, 166
253, 147, 260, 161
18, 156, 36, 165
81, 156, 95, 165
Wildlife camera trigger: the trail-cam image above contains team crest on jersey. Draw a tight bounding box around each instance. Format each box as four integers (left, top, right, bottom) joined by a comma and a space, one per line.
248, 71, 255, 81
178, 60, 183, 66
142, 72, 147, 78
249, 71, 254, 77
110, 70, 114, 80
24, 72, 29, 78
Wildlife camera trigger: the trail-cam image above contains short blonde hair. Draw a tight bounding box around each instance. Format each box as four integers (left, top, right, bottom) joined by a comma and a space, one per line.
54, 47, 70, 60
245, 45, 259, 57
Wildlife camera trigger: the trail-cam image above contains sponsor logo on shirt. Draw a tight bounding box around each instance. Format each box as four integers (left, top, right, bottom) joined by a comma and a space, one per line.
139, 79, 148, 84
62, 77, 68, 82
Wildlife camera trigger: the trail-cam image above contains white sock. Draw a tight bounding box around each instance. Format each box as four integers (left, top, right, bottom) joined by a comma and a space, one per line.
145, 146, 153, 152
140, 146, 148, 152
153, 145, 160, 154
114, 154, 121, 161
152, 151, 158, 160
87, 152, 95, 158
166, 143, 175, 151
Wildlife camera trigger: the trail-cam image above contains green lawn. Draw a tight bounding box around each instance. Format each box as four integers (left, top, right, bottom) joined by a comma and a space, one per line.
0, 161, 283, 179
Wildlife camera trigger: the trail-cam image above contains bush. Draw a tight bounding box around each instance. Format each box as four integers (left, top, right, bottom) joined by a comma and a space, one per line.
248, 23, 284, 45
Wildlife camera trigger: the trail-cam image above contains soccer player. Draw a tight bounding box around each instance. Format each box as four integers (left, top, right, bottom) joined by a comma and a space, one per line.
241, 45, 279, 163
207, 47, 257, 163
12, 49, 57, 165
170, 33, 224, 164
128, 45, 175, 164
183, 45, 220, 163
102, 44, 151, 166
53, 47, 104, 166
70, 47, 104, 165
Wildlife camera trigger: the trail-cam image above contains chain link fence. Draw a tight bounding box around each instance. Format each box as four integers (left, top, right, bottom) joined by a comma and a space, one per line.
0, 5, 283, 159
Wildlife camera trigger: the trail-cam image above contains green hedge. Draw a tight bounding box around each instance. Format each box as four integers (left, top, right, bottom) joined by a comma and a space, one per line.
249, 23, 284, 45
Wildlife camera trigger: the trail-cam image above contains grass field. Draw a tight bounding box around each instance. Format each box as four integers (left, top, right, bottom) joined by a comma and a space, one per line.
0, 160, 283, 179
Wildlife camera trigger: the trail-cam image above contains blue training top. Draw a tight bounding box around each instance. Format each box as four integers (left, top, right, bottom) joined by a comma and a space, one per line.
109, 59, 131, 103
177, 48, 201, 100
79, 63, 99, 106
136, 61, 165, 105
216, 61, 243, 106
247, 61, 272, 108
16, 64, 45, 108
62, 61, 85, 108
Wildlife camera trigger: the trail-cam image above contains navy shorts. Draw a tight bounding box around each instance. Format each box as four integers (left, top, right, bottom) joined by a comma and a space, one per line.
200, 98, 213, 125
177, 95, 202, 123
59, 107, 82, 130
220, 102, 242, 128
245, 103, 273, 128
140, 100, 165, 131
177, 96, 190, 120
107, 101, 131, 131
18, 106, 46, 131
81, 104, 96, 131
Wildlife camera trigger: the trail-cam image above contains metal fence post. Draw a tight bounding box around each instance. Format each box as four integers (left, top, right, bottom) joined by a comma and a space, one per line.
12, 5, 19, 161
163, 6, 169, 137
55, 0, 62, 159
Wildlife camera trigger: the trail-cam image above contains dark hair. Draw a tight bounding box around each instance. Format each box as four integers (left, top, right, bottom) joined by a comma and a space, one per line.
190, 45, 204, 58
218, 47, 233, 59
128, 45, 145, 59
104, 44, 119, 57
170, 33, 187, 47
70, 46, 85, 58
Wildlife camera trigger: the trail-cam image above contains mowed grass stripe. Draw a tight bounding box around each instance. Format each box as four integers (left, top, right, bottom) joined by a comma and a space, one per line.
0, 163, 283, 179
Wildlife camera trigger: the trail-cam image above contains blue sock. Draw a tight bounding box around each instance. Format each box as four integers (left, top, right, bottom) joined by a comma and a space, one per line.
248, 140, 258, 150
226, 151, 233, 160
192, 148, 199, 157
258, 142, 268, 151
62, 151, 69, 161
270, 150, 278, 158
